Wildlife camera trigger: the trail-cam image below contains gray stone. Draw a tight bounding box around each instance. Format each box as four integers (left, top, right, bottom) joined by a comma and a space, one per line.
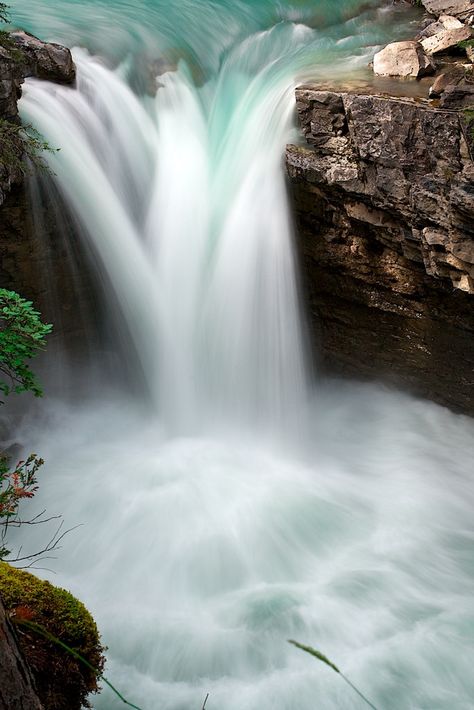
421, 0, 474, 21
11, 31, 75, 84
429, 66, 473, 96
439, 81, 474, 105
373, 41, 436, 78
440, 13, 466, 26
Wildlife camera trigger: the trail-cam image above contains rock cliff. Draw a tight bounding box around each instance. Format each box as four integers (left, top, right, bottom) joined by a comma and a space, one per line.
287, 87, 474, 413
0, 33, 96, 352
0, 32, 75, 206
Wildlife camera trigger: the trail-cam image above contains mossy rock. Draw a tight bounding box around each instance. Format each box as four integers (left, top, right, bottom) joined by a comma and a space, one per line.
0, 562, 105, 710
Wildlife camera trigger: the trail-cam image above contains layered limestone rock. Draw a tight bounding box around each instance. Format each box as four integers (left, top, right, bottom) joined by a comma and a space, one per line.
286, 87, 474, 413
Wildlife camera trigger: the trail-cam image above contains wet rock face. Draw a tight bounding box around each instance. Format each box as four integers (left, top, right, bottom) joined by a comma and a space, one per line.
286, 88, 474, 414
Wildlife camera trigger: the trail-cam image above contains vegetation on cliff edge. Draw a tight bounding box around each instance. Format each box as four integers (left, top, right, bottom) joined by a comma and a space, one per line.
0, 562, 106, 710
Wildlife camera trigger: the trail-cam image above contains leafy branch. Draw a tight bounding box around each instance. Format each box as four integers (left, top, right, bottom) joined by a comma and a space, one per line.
0, 289, 52, 399
0, 289, 56, 565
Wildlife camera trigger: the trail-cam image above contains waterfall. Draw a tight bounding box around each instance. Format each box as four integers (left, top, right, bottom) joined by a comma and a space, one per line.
21, 33, 309, 434
8, 2, 474, 709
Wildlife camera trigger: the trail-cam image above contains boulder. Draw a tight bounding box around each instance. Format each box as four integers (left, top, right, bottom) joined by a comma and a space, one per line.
439, 13, 466, 27
10, 31, 75, 84
421, 25, 473, 54
439, 81, 474, 105
417, 14, 463, 39
429, 66, 472, 96
373, 40, 435, 78
421, 0, 474, 21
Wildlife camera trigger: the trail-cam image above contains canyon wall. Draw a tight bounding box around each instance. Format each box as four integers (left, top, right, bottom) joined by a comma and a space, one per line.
286, 88, 474, 413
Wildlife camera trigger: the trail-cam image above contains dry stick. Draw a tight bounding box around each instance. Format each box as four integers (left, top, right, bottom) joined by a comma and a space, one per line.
202, 693, 210, 709
288, 640, 379, 710
18, 620, 144, 710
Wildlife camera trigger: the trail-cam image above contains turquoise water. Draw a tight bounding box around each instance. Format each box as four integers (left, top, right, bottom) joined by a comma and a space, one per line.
12, 0, 420, 78
8, 2, 474, 710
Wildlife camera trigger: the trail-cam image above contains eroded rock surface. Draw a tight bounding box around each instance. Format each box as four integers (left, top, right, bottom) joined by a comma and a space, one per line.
286, 87, 474, 413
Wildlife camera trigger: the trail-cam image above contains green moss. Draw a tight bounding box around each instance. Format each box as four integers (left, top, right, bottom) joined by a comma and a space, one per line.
458, 39, 474, 50
0, 563, 106, 710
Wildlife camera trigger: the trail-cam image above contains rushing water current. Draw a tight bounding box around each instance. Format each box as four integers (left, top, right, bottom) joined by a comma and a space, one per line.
5, 1, 474, 708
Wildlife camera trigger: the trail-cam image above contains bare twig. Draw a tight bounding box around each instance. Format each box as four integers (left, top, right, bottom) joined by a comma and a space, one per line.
6, 521, 81, 568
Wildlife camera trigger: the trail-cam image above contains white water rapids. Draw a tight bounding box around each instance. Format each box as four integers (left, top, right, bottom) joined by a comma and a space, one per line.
8, 14, 474, 710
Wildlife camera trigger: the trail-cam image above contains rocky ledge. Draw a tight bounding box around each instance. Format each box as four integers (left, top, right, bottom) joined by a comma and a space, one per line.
0, 31, 75, 205
286, 87, 474, 414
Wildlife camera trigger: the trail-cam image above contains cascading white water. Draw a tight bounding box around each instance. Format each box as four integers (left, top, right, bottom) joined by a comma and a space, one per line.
8, 4, 474, 709
22, 35, 308, 434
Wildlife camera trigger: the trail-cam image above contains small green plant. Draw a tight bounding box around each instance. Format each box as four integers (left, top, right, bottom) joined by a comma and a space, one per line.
0, 288, 52, 398
457, 39, 474, 50
289, 639, 379, 710
0, 289, 55, 565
